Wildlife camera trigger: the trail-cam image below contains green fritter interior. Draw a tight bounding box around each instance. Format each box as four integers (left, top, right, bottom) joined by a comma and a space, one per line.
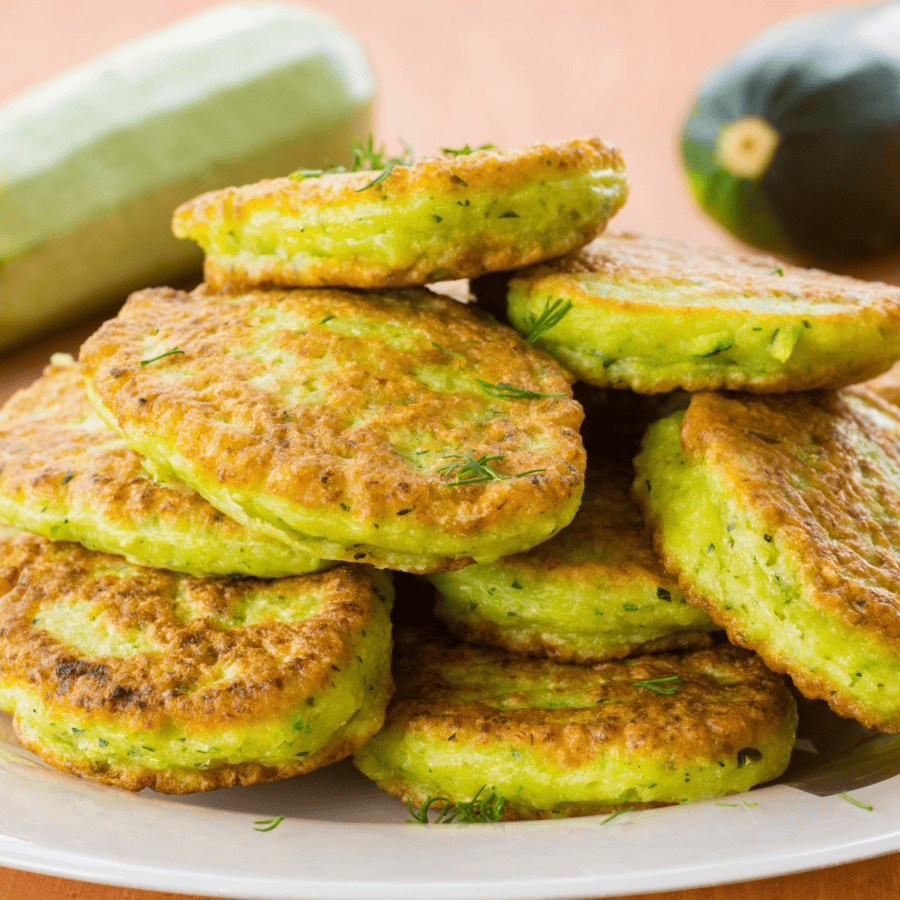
0, 535, 394, 791
429, 470, 718, 662
202, 172, 619, 281
354, 634, 796, 819
634, 409, 900, 730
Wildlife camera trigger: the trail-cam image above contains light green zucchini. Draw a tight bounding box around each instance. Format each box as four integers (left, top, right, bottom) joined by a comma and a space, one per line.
0, 2, 374, 350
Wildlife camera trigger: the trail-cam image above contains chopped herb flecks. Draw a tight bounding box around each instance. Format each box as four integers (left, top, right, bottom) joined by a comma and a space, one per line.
600, 807, 634, 825
525, 298, 572, 346
431, 342, 467, 360
407, 785, 504, 824
839, 792, 873, 811
441, 143, 495, 157
253, 816, 284, 832
288, 135, 414, 192
475, 378, 566, 400
633, 675, 682, 696
140, 348, 184, 366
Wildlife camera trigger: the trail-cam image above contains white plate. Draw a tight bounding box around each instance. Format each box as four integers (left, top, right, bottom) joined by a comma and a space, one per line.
1, 713, 899, 899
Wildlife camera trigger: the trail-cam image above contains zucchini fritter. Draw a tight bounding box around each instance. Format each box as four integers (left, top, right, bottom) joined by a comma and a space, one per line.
0, 533, 393, 792
428, 466, 719, 663
172, 138, 628, 290
354, 630, 796, 819
0, 358, 326, 577
508, 233, 900, 393
80, 285, 586, 573
635, 389, 900, 732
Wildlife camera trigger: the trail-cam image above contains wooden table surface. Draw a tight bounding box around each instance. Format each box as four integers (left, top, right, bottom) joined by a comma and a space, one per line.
3, 1, 900, 898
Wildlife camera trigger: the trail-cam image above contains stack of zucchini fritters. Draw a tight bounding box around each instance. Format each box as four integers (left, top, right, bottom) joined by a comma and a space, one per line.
3, 137, 900, 819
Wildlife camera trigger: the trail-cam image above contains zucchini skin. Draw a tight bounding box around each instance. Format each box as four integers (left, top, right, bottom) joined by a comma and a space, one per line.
682, 3, 900, 264
0, 2, 374, 351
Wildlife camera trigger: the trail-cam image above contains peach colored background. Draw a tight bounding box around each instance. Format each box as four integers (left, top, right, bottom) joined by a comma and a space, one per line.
2, 1, 900, 898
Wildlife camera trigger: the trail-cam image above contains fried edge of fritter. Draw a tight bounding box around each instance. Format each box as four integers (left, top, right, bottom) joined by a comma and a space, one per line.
172, 137, 628, 289
0, 533, 394, 792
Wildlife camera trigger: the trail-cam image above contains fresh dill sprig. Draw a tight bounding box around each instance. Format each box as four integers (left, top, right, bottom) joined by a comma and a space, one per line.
431, 342, 467, 360
354, 136, 415, 192
289, 168, 327, 180
441, 143, 496, 157
437, 451, 507, 485
600, 807, 634, 825
475, 378, 566, 400
772, 266, 785, 276
252, 816, 284, 832
287, 135, 414, 190
632, 675, 682, 695
525, 298, 572, 346
839, 792, 873, 811
436, 450, 545, 487
140, 348, 184, 366
407, 785, 505, 824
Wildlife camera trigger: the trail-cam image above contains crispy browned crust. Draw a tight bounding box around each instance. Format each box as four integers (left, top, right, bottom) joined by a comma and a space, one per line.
524, 232, 900, 315
387, 629, 792, 769
173, 138, 625, 290
79, 286, 585, 570
643, 389, 900, 732
0, 361, 206, 523
0, 534, 388, 791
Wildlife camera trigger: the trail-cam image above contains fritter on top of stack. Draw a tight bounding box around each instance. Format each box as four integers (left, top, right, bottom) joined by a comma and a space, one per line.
3, 136, 900, 819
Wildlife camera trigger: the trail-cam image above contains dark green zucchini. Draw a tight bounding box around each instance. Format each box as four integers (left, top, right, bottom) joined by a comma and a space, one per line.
682, 3, 900, 263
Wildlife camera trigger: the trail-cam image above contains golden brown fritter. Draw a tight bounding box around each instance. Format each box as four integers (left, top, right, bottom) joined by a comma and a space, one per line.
507, 233, 900, 392
354, 629, 796, 819
79, 285, 586, 573
0, 359, 325, 576
172, 138, 628, 290
635, 387, 900, 732
0, 533, 394, 792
